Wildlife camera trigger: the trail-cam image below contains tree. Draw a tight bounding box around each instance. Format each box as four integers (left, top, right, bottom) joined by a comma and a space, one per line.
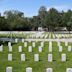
4, 10, 24, 30
45, 8, 60, 31
38, 6, 47, 27
0, 16, 8, 31
0, 6, 71, 31
67, 17, 72, 33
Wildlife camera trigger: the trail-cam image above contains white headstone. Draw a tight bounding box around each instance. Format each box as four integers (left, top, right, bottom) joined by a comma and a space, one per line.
34, 54, 39, 61
0, 45, 3, 52
53, 34, 55, 39
61, 54, 66, 62
59, 46, 62, 52
49, 41, 52, 52
48, 54, 52, 62
18, 46, 22, 52
21, 54, 25, 61
24, 42, 27, 47
66, 68, 72, 72
8, 54, 12, 61
6, 67, 12, 72
46, 68, 53, 72
8, 42, 11, 46
65, 42, 68, 46
49, 42, 52, 46
28, 46, 32, 52
15, 38, 18, 43
58, 42, 60, 46
32, 42, 35, 47
26, 67, 32, 72
49, 45, 52, 52
22, 39, 24, 43
49, 34, 51, 38
41, 42, 44, 47
9, 46, 12, 52
68, 46, 71, 52
39, 46, 42, 52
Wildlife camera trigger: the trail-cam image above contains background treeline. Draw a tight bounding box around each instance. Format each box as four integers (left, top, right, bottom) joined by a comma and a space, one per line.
0, 6, 72, 31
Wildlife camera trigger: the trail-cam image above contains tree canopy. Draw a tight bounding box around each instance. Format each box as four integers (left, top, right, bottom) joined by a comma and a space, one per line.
0, 6, 72, 31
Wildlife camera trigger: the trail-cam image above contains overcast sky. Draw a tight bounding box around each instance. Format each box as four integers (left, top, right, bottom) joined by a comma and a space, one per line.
0, 0, 72, 17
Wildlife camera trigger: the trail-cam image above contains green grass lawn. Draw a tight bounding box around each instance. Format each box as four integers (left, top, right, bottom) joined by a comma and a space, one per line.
0, 41, 72, 72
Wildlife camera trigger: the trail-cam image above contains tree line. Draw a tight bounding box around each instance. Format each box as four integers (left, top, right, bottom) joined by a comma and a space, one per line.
0, 6, 72, 31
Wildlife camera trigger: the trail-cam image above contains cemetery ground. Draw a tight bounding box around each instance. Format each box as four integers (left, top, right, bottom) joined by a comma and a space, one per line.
0, 32, 72, 72
0, 41, 72, 72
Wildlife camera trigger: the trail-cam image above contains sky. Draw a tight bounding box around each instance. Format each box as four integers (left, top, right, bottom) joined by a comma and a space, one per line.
0, 0, 72, 17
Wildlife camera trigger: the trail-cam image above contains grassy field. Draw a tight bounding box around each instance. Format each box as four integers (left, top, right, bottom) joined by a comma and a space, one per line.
0, 41, 72, 72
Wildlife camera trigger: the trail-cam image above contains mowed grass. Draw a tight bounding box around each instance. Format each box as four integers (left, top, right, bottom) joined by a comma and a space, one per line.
0, 41, 72, 72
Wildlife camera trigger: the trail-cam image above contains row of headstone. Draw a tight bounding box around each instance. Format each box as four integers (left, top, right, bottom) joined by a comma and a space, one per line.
0, 41, 71, 53
58, 41, 69, 47
47, 53, 66, 62
15, 39, 69, 47
11, 45, 72, 53
58, 46, 72, 52
0, 44, 71, 53
8, 53, 66, 62
57, 41, 72, 52
48, 53, 66, 62
55, 34, 71, 39
24, 41, 44, 48
19, 45, 43, 53
24, 42, 35, 47
27, 33, 72, 39
8, 54, 26, 61
6, 67, 53, 72
6, 67, 72, 72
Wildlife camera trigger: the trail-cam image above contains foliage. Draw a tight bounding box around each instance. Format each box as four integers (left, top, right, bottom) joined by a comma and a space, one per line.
0, 6, 72, 31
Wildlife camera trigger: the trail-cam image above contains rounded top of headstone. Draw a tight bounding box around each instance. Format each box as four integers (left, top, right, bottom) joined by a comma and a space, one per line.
6, 67, 12, 69
26, 67, 32, 69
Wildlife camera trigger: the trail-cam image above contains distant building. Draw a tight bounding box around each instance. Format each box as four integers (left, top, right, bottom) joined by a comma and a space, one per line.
38, 27, 48, 31
38, 27, 43, 31
55, 27, 67, 31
